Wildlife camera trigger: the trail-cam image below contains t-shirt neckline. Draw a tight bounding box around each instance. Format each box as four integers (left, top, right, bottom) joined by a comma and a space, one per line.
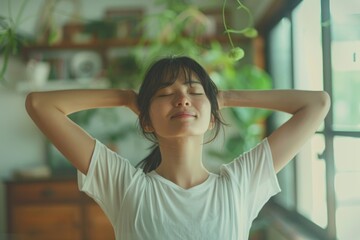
148, 170, 215, 192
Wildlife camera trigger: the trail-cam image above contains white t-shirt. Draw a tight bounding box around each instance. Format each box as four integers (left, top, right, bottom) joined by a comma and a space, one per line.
78, 138, 281, 240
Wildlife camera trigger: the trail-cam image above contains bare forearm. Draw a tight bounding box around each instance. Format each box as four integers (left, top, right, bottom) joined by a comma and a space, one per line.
219, 89, 330, 115
25, 89, 138, 174
219, 89, 331, 173
26, 89, 136, 115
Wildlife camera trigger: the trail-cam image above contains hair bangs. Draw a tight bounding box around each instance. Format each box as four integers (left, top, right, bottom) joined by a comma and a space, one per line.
156, 60, 199, 90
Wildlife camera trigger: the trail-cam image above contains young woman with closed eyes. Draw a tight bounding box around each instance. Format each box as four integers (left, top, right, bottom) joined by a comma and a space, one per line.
26, 56, 330, 240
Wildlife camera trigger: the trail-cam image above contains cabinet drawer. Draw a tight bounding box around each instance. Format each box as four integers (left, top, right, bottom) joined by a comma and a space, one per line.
7, 180, 80, 203
11, 204, 82, 240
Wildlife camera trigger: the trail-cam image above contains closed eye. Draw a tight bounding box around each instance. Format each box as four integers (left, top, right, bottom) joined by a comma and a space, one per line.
189, 88, 205, 95
157, 93, 173, 97
188, 84, 205, 95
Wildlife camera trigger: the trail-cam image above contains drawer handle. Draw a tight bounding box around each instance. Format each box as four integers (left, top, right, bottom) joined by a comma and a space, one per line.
41, 188, 55, 198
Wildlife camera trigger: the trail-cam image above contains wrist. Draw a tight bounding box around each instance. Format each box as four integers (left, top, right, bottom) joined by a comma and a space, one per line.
218, 90, 249, 108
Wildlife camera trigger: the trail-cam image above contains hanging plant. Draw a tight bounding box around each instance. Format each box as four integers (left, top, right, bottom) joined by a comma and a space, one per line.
222, 0, 258, 61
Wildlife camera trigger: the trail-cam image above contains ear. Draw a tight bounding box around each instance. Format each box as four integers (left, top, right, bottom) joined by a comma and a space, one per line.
144, 124, 155, 133
141, 118, 155, 133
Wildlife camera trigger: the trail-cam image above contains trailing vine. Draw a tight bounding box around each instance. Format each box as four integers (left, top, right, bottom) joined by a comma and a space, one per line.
222, 0, 258, 61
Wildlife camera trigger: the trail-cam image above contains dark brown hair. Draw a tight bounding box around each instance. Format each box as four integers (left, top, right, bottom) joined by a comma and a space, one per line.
136, 56, 225, 173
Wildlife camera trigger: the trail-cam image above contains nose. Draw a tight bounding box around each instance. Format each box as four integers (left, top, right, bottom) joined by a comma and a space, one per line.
174, 93, 191, 107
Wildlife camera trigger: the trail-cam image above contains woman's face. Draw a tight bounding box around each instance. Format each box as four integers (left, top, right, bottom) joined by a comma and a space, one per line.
147, 72, 212, 140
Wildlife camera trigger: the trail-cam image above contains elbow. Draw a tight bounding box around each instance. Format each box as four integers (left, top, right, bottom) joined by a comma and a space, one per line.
25, 92, 42, 116
296, 91, 331, 117
319, 91, 331, 112
309, 91, 331, 118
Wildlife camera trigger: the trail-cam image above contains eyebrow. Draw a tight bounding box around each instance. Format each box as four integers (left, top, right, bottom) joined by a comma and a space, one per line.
184, 80, 201, 85
158, 79, 201, 88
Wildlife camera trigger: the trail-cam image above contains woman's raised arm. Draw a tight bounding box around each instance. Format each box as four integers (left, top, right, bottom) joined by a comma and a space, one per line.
218, 90, 331, 173
25, 89, 138, 175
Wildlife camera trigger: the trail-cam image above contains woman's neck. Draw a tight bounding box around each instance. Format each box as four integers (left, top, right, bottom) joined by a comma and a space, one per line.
155, 136, 209, 189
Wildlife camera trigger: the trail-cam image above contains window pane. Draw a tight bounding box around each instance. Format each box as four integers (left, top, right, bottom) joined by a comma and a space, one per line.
331, 0, 360, 131
336, 206, 360, 240
334, 136, 360, 172
292, 0, 323, 91
291, 0, 328, 228
296, 134, 328, 228
268, 17, 293, 136
268, 17, 296, 210
333, 134, 360, 239
335, 173, 360, 203
292, 0, 324, 133
268, 18, 292, 90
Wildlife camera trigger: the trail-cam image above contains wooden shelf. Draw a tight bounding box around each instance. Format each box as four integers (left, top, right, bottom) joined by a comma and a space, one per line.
24, 38, 141, 51
22, 35, 248, 51
16, 78, 110, 92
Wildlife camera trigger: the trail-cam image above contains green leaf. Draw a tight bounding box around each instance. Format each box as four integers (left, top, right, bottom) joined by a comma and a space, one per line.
48, 28, 58, 44
243, 28, 258, 38
228, 47, 245, 61
0, 17, 9, 30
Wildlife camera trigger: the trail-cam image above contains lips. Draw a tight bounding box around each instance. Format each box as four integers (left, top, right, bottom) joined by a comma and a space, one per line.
171, 111, 197, 119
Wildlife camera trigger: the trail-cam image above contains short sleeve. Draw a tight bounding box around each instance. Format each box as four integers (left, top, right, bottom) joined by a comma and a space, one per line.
77, 139, 143, 223
221, 138, 281, 221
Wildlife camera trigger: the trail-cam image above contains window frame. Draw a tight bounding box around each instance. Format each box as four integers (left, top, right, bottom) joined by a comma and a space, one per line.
263, 0, 360, 239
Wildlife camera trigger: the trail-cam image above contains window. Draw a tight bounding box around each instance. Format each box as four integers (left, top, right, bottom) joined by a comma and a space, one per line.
267, 0, 360, 239
268, 17, 296, 211
292, 0, 328, 229
330, 0, 360, 239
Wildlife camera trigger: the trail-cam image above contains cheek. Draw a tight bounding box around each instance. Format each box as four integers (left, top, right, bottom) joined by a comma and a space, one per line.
148, 103, 165, 127
148, 106, 157, 125
201, 99, 212, 117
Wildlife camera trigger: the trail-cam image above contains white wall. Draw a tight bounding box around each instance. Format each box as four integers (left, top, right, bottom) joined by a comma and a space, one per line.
0, 56, 48, 234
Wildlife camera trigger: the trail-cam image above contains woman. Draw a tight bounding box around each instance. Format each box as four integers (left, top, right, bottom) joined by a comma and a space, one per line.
26, 56, 330, 239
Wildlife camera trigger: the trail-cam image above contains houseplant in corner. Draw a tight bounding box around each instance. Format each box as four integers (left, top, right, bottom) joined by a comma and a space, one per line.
0, 0, 63, 87
0, 0, 30, 85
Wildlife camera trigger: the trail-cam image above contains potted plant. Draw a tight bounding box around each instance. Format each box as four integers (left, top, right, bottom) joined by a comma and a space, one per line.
0, 0, 30, 84
0, 0, 62, 87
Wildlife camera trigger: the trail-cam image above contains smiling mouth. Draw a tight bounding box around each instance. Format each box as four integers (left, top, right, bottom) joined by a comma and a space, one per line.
171, 113, 197, 119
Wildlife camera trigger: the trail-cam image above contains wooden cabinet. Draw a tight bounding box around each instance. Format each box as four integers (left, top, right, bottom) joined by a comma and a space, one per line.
6, 178, 114, 240
85, 204, 115, 240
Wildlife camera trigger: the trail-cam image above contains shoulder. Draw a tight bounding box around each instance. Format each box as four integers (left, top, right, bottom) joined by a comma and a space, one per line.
93, 139, 133, 165
219, 138, 274, 185
222, 138, 271, 171
82, 139, 141, 183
